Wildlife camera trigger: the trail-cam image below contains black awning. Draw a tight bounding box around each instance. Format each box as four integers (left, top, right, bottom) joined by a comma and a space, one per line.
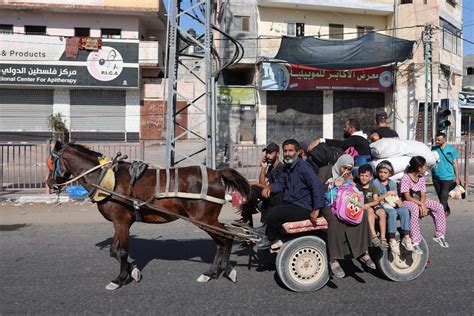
274, 32, 415, 70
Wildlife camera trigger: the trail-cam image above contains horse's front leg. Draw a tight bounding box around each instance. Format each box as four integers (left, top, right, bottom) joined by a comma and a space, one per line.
106, 222, 139, 290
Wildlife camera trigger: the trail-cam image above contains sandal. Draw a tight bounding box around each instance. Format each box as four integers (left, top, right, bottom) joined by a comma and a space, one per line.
360, 254, 377, 270
330, 261, 345, 278
371, 235, 381, 247
379, 239, 389, 251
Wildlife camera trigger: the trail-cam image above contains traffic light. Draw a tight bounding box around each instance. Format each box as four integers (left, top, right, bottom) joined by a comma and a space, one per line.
436, 107, 451, 133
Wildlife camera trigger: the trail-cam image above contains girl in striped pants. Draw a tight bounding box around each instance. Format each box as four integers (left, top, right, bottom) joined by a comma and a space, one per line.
400, 156, 449, 255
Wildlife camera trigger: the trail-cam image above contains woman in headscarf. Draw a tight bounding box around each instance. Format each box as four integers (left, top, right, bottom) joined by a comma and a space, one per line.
320, 154, 376, 278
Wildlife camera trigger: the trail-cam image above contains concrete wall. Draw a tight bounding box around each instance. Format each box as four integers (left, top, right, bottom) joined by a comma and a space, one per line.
394, 0, 463, 139
257, 6, 390, 57
1, 10, 140, 39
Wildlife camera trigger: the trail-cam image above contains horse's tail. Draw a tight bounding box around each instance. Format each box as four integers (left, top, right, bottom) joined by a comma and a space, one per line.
217, 167, 251, 202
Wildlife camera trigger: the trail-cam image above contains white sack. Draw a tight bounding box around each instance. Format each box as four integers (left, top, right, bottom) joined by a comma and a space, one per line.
370, 138, 408, 158
370, 138, 437, 166
389, 171, 404, 181
370, 156, 412, 174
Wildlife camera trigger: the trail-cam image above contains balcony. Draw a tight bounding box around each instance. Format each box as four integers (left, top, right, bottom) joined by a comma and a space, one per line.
139, 41, 161, 68
257, 0, 394, 16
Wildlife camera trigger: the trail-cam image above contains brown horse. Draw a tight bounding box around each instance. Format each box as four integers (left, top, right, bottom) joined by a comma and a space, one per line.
46, 141, 251, 290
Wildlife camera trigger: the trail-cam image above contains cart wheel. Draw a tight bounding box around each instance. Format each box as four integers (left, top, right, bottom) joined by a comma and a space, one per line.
376, 236, 429, 282
275, 236, 329, 292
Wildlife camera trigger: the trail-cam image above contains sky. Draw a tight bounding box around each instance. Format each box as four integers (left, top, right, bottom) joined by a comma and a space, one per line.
463, 2, 474, 56
164, 0, 474, 56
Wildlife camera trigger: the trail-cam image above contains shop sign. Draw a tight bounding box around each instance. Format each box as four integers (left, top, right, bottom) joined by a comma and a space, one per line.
459, 91, 474, 109
217, 86, 256, 105
0, 34, 138, 88
258, 62, 393, 92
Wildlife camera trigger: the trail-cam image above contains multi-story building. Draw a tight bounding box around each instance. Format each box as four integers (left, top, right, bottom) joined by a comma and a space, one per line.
0, 0, 166, 142
216, 0, 463, 146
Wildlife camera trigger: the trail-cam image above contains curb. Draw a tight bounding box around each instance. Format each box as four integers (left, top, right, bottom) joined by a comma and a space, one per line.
0, 194, 88, 204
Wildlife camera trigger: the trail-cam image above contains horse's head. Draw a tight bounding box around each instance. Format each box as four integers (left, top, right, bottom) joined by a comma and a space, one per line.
46, 141, 73, 191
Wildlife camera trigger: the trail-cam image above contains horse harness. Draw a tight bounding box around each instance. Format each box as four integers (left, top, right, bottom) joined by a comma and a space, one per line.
50, 149, 226, 222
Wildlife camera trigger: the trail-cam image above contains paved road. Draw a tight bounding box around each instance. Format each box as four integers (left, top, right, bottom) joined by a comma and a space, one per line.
1, 198, 473, 315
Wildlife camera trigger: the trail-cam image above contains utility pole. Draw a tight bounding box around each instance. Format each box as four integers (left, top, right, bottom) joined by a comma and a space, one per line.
423, 23, 433, 144
165, 0, 216, 168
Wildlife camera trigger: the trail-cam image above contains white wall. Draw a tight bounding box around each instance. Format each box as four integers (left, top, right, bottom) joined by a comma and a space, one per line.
2, 10, 139, 39
126, 89, 140, 133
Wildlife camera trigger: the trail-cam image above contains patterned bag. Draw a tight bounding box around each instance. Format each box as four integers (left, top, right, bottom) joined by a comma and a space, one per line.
331, 183, 364, 225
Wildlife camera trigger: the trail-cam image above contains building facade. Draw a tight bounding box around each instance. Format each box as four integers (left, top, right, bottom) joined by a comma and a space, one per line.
216, 0, 463, 146
0, 0, 166, 142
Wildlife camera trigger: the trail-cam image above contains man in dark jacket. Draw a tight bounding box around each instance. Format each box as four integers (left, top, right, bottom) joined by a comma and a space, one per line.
256, 139, 325, 250
308, 119, 371, 162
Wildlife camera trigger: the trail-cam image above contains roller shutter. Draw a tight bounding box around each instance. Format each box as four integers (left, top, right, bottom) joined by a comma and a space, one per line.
70, 90, 126, 132
0, 89, 53, 131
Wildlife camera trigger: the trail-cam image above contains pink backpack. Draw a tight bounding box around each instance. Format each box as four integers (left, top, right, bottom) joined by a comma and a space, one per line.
331, 184, 364, 225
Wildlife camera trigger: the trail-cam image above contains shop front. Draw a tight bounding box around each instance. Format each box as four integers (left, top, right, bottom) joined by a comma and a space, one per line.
258, 62, 392, 142
0, 33, 139, 142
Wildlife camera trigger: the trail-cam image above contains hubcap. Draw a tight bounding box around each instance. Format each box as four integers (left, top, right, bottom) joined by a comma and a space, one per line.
288, 246, 324, 284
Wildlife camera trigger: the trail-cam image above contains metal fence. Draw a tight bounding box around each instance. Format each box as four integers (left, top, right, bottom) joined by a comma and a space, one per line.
1, 142, 144, 191
228, 143, 266, 181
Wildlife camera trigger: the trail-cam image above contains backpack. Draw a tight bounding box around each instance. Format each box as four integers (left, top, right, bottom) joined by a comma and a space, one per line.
344, 146, 359, 158
331, 183, 364, 225
308, 143, 344, 167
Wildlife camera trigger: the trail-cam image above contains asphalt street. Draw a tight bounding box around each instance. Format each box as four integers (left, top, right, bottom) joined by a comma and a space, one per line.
1, 198, 473, 315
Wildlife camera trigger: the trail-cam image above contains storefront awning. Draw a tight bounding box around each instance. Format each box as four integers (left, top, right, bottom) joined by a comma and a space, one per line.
274, 32, 414, 70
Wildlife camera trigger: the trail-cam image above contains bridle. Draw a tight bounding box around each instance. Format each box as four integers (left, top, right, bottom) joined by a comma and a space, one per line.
48, 145, 112, 193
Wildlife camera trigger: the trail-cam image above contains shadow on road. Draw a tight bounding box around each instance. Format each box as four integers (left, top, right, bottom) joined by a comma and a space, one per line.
95, 236, 216, 271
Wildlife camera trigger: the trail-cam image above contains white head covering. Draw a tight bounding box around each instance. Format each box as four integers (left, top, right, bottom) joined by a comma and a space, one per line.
332, 154, 354, 179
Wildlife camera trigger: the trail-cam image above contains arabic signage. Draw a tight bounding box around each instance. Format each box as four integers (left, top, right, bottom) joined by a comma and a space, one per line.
217, 86, 256, 105
0, 34, 138, 88
459, 91, 474, 109
258, 62, 393, 92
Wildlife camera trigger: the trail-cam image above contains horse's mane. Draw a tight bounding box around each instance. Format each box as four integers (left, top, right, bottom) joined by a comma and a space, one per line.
69, 143, 102, 158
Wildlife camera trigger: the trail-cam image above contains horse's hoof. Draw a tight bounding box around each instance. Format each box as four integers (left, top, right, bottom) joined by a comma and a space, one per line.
197, 274, 211, 283
226, 268, 237, 283
105, 282, 121, 291
131, 267, 141, 282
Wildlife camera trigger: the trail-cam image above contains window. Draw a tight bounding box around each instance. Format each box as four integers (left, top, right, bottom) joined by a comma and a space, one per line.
446, 0, 457, 7
101, 28, 121, 39
74, 27, 90, 37
234, 16, 250, 32
440, 18, 461, 55
468, 67, 473, 75
329, 24, 344, 39
0, 24, 13, 34
357, 26, 374, 37
24, 25, 46, 35
401, 0, 413, 4
287, 22, 305, 36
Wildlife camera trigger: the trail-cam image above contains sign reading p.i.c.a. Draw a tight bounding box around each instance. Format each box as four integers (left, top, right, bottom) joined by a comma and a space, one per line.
0, 34, 138, 88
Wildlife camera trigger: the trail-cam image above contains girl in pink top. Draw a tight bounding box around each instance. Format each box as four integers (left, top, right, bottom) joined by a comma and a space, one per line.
400, 156, 448, 254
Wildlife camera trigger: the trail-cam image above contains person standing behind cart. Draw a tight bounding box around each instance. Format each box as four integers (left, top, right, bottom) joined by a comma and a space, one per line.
255, 139, 325, 250
431, 132, 460, 217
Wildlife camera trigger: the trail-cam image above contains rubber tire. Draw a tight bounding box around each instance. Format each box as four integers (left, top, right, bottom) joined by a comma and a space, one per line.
376, 236, 429, 282
275, 236, 329, 292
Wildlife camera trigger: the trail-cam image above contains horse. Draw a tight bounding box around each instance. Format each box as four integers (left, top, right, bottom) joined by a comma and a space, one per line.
46, 141, 251, 290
